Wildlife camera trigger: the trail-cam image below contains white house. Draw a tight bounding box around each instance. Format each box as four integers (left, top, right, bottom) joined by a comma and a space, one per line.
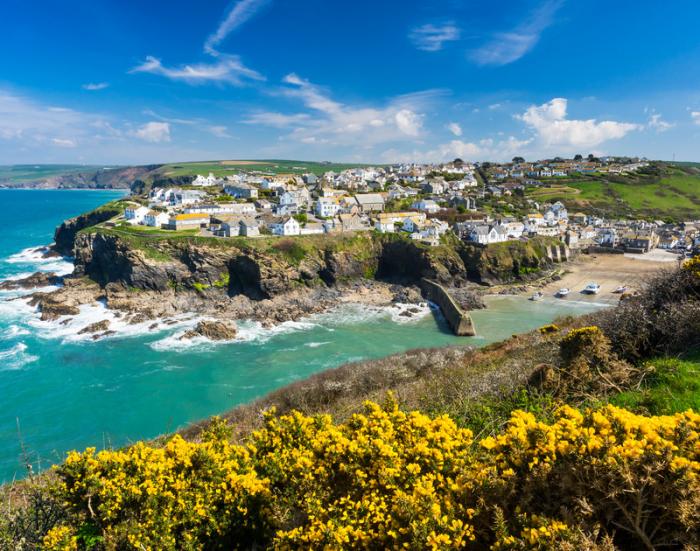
144, 211, 169, 228
124, 206, 149, 225
315, 198, 341, 218
184, 203, 255, 216
224, 183, 259, 199
192, 173, 219, 187
468, 225, 508, 245
411, 199, 440, 214
545, 201, 568, 223
269, 216, 301, 236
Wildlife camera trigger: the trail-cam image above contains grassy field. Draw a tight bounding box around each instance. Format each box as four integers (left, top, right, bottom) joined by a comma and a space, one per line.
159, 159, 381, 178
0, 164, 105, 183
526, 164, 700, 220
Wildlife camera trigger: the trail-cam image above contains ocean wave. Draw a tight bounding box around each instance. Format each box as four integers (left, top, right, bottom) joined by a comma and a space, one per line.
1, 325, 30, 339
26, 302, 193, 344
4, 246, 74, 276
0, 342, 38, 371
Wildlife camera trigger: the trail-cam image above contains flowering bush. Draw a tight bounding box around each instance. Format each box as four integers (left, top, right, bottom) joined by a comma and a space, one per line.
45, 401, 699, 550
537, 324, 559, 335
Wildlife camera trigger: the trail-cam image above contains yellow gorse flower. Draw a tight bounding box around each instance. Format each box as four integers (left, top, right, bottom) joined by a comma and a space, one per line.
46, 401, 699, 550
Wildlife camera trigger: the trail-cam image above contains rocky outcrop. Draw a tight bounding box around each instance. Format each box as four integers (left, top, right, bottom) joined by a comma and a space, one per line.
78, 320, 111, 335
457, 237, 565, 286
181, 321, 238, 341
0, 271, 61, 290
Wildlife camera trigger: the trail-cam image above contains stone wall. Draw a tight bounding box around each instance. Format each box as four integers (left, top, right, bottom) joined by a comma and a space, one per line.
421, 278, 476, 336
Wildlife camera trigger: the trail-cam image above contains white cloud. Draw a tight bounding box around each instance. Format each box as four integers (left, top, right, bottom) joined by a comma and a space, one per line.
410, 23, 460, 52
470, 0, 563, 66
395, 109, 423, 136
208, 125, 231, 138
518, 98, 640, 149
691, 111, 700, 125
488, 103, 502, 111
243, 112, 311, 127
256, 74, 440, 148
447, 122, 463, 136
648, 113, 674, 133
51, 138, 77, 147
204, 0, 271, 54
134, 121, 171, 143
130, 55, 263, 85
82, 82, 109, 91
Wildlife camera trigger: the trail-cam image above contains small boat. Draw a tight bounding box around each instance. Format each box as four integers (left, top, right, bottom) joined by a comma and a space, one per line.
613, 285, 628, 294
556, 288, 570, 297
582, 282, 601, 295
530, 291, 544, 301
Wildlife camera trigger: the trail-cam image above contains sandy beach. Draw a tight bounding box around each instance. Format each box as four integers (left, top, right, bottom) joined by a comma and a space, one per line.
536, 252, 678, 305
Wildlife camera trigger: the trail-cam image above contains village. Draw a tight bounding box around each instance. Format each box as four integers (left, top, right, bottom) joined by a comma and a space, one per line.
120, 156, 700, 257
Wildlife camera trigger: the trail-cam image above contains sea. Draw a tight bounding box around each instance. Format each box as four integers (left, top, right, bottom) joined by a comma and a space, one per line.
0, 189, 607, 482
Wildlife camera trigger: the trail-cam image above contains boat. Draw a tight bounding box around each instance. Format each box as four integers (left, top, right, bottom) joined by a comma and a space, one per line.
530, 291, 544, 301
582, 282, 601, 295
556, 288, 570, 297
613, 285, 628, 294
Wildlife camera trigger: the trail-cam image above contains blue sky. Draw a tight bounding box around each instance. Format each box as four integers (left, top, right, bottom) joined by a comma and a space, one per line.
2, 0, 700, 164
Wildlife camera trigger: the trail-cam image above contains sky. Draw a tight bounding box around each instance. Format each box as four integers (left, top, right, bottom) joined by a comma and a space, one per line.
2, 0, 700, 165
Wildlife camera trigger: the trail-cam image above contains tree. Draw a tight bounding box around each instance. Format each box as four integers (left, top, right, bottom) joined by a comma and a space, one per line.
512, 156, 525, 164
574, 154, 583, 161
587, 154, 595, 161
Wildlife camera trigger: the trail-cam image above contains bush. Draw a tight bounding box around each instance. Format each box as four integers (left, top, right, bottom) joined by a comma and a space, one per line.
43, 401, 699, 550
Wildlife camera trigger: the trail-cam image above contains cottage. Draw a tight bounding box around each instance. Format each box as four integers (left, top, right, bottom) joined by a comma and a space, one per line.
411, 199, 440, 214
192, 173, 219, 187
124, 205, 149, 225
269, 216, 301, 236
184, 203, 256, 216
239, 218, 260, 237
315, 197, 341, 218
143, 210, 169, 228
468, 225, 508, 245
166, 213, 209, 231
224, 183, 259, 199
354, 193, 385, 213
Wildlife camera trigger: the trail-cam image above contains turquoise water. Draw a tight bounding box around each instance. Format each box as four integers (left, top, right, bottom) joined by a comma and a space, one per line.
0, 190, 606, 482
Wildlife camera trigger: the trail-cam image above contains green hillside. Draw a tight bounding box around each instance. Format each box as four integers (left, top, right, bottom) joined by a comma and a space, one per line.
526, 163, 700, 220
158, 159, 380, 178
0, 164, 105, 183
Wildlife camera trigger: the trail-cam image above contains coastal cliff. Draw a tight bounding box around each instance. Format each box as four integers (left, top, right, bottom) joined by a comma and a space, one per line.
53, 202, 126, 256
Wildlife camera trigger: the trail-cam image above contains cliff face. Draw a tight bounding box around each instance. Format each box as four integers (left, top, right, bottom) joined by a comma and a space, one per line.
458, 238, 567, 285
71, 231, 567, 300
53, 204, 125, 256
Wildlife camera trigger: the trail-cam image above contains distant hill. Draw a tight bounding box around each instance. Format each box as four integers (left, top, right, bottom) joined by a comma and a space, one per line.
525, 162, 700, 221
0, 160, 379, 190
0, 164, 161, 190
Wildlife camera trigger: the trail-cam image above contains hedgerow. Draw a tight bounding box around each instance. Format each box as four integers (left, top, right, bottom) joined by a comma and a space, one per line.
41, 399, 699, 550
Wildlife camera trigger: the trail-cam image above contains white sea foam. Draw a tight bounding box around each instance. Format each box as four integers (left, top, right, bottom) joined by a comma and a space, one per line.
1, 325, 30, 339
0, 342, 38, 371
4, 246, 73, 276
305, 341, 331, 348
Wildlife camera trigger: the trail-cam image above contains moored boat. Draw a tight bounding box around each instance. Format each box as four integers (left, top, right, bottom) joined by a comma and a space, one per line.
556, 288, 570, 297
582, 282, 601, 295
530, 291, 544, 301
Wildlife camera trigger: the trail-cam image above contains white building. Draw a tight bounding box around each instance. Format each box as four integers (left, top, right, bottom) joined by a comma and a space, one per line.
411, 199, 440, 214
192, 173, 219, 187
315, 198, 341, 218
269, 216, 301, 236
144, 211, 169, 228
124, 206, 149, 225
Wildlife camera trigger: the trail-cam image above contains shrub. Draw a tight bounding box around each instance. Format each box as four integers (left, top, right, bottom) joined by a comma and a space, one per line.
44, 401, 699, 550
538, 324, 559, 335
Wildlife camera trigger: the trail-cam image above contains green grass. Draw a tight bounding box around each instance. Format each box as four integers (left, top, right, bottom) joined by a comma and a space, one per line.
525, 165, 700, 221
158, 159, 382, 178
610, 354, 700, 415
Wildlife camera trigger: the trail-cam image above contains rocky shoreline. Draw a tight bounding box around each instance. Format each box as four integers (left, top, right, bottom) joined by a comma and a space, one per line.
14, 270, 434, 341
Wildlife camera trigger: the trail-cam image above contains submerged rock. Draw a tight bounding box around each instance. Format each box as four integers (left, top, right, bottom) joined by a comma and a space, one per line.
181, 321, 238, 341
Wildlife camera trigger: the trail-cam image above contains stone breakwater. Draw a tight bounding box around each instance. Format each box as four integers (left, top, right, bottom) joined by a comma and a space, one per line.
421, 279, 476, 336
